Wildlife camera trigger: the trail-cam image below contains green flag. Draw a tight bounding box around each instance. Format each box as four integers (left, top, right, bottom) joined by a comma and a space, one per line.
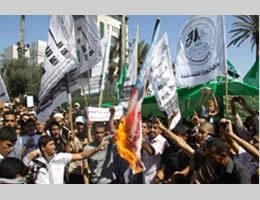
227, 60, 240, 79
243, 57, 259, 88
118, 63, 127, 90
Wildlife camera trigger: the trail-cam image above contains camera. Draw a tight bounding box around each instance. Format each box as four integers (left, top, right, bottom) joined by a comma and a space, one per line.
26, 159, 47, 184
219, 122, 228, 130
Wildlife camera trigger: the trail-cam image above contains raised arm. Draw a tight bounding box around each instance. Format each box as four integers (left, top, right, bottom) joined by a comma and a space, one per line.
71, 140, 109, 161
109, 106, 116, 135
86, 120, 93, 144
199, 88, 207, 113
239, 96, 257, 117
221, 119, 259, 160
156, 118, 195, 159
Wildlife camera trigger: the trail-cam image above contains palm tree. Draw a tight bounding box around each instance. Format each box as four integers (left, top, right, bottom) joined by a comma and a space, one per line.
228, 15, 259, 58
137, 40, 150, 71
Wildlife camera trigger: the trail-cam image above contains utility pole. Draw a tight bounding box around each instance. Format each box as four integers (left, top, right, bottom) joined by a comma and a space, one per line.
119, 15, 126, 77
17, 15, 27, 58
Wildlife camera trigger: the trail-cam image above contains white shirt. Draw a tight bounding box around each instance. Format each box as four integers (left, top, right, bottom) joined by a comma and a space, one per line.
25, 152, 72, 184
142, 134, 168, 184
235, 147, 258, 177
0, 153, 4, 162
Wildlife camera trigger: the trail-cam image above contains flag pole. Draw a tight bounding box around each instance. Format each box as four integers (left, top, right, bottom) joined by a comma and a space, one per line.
98, 89, 103, 107
135, 25, 139, 81
222, 15, 229, 119
81, 85, 88, 106
65, 75, 74, 132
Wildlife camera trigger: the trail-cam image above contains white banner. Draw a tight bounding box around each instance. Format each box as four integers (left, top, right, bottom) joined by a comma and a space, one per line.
68, 15, 103, 94
148, 33, 181, 129
81, 31, 111, 95
0, 75, 9, 103
175, 15, 225, 88
37, 15, 77, 123
26, 96, 34, 108
86, 105, 123, 122
119, 25, 139, 104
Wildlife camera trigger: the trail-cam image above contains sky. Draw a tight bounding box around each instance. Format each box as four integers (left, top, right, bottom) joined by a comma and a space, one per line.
0, 15, 257, 80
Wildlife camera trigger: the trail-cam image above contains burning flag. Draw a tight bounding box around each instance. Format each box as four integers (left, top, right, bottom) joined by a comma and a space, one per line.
115, 18, 161, 174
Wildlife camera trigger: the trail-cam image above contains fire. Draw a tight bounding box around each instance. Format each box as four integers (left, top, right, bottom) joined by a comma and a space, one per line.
115, 116, 144, 174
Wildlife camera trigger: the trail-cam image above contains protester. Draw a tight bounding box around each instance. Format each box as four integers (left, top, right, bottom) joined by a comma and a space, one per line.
48, 121, 66, 153
23, 135, 109, 184
231, 96, 258, 142
64, 116, 92, 184
0, 157, 28, 184
0, 127, 17, 162
21, 118, 40, 158
142, 118, 169, 184
83, 121, 119, 184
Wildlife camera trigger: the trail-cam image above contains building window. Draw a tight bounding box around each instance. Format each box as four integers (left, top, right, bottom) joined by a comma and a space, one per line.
100, 22, 104, 38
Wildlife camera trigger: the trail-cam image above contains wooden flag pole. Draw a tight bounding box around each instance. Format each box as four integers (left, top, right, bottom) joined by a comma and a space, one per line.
67, 92, 74, 132
81, 85, 89, 107
222, 16, 229, 119
98, 89, 103, 107
65, 74, 74, 132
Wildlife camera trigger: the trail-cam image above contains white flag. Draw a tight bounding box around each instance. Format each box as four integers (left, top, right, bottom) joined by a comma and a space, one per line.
37, 15, 77, 123
119, 25, 139, 107
78, 15, 102, 75
149, 33, 181, 129
175, 15, 225, 88
0, 75, 9, 103
81, 31, 111, 95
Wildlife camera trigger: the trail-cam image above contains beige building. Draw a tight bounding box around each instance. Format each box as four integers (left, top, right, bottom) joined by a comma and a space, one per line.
29, 40, 47, 65
3, 45, 30, 60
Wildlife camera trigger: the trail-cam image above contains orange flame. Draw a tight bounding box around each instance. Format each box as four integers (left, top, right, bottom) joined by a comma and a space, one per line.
115, 116, 143, 174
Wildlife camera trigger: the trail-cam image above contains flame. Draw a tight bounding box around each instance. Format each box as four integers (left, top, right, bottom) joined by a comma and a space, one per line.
115, 116, 144, 174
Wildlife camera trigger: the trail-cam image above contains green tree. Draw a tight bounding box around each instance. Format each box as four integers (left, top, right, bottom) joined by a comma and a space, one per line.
1, 58, 43, 103
138, 40, 150, 71
228, 15, 259, 58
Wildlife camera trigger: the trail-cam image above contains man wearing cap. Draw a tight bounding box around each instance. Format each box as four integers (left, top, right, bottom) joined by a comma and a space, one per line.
73, 102, 82, 121
65, 116, 93, 183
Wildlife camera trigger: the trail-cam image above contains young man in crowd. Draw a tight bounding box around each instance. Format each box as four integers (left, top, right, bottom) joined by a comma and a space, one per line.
23, 135, 108, 184
155, 118, 251, 184
52, 112, 71, 143
64, 116, 92, 184
21, 118, 40, 158
142, 118, 169, 184
0, 157, 28, 184
3, 111, 23, 159
0, 127, 17, 162
48, 121, 66, 153
83, 121, 119, 184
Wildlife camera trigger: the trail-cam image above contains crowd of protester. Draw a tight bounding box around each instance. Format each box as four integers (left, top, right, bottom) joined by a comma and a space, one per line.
0, 87, 258, 184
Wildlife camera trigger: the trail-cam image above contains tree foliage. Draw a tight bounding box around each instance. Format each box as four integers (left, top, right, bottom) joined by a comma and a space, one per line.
1, 58, 43, 102
228, 15, 259, 57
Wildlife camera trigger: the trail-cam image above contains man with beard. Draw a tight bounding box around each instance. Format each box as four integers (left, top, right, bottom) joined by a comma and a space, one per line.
65, 116, 93, 184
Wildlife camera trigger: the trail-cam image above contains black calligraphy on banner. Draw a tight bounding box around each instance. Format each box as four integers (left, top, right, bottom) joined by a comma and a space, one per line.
45, 29, 69, 67
185, 27, 200, 48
